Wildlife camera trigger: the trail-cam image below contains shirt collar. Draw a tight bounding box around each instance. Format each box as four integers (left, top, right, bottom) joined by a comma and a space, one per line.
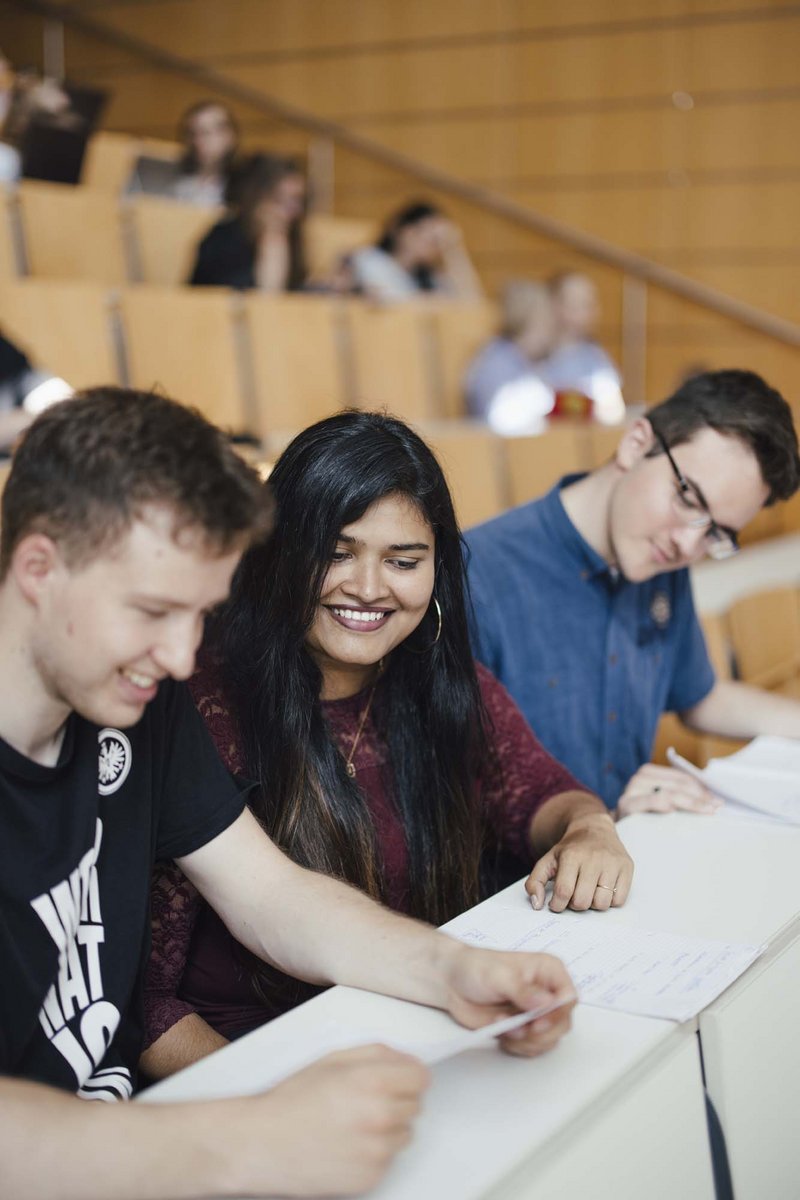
540, 473, 618, 584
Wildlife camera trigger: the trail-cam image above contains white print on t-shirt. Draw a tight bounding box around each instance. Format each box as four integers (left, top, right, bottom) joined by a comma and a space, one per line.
98, 727, 132, 795
30, 818, 133, 1101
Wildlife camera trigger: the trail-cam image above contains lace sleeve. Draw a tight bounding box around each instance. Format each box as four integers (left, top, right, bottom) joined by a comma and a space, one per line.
143, 861, 201, 1050
477, 663, 592, 862
188, 656, 247, 777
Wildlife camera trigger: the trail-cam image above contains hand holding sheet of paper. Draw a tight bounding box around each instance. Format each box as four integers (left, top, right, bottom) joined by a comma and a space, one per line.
441, 942, 577, 1057
417, 996, 578, 1064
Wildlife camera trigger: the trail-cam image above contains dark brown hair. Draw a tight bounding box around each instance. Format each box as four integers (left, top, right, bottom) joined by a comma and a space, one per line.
0, 386, 271, 578
646, 369, 800, 506
225, 153, 307, 291
178, 100, 239, 178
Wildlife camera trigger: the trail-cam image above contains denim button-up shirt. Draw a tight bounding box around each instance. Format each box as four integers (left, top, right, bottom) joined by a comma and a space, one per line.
464, 476, 715, 808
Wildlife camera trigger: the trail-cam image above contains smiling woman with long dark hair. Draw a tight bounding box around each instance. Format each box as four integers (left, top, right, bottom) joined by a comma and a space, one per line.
141, 411, 632, 1077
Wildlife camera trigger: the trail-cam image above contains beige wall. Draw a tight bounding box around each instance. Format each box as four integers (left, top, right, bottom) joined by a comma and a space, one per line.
3, 0, 800, 404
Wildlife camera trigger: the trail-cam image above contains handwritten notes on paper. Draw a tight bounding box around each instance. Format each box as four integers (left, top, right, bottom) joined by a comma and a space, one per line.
444, 890, 764, 1022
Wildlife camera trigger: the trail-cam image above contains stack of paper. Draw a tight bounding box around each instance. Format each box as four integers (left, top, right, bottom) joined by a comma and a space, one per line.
668, 735, 800, 825
444, 889, 764, 1023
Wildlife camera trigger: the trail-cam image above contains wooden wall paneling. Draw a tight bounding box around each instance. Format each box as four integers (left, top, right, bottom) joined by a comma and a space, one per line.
416, 419, 507, 531
119, 285, 249, 432
583, 421, 626, 469
82, 130, 144, 192
737, 503, 785, 547
0, 4, 46, 68
345, 301, 439, 422
779, 489, 800, 537
17, 182, 130, 284
60, 0, 798, 58
189, 17, 800, 121
244, 293, 349, 439
727, 587, 800, 690
0, 280, 120, 389
502, 422, 588, 509
127, 195, 221, 285
658, 263, 800, 327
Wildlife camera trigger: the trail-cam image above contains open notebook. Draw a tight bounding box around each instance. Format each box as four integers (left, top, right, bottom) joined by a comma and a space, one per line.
668, 735, 800, 825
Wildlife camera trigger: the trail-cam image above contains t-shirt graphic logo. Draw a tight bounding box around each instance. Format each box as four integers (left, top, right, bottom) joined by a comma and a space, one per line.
98, 728, 132, 795
31, 818, 132, 1100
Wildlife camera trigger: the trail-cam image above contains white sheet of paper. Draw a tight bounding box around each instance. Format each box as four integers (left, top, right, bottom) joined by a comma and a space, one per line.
141, 1001, 565, 1105
402, 1000, 572, 1065
668, 738, 800, 825
443, 889, 763, 1022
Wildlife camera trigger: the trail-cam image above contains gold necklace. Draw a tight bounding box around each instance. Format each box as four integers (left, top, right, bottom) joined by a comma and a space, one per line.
345, 682, 377, 778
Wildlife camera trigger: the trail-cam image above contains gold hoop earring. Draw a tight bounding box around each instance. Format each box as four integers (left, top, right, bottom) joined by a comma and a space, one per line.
432, 596, 442, 645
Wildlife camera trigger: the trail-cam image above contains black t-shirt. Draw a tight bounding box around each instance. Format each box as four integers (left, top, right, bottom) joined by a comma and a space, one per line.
0, 681, 245, 1098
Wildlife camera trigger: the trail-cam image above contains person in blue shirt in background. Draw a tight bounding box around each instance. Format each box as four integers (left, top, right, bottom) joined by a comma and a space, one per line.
465, 370, 800, 820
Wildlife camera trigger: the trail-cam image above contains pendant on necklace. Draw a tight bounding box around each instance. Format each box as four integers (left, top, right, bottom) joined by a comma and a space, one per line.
346, 762, 357, 778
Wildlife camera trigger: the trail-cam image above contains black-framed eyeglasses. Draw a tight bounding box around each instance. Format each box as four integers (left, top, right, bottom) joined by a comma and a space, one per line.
653, 429, 739, 561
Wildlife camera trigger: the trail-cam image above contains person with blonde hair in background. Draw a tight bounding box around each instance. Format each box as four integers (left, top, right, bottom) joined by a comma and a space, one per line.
464, 280, 557, 434
542, 271, 625, 425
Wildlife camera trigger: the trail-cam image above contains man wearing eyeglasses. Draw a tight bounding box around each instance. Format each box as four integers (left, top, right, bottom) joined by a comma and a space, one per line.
465, 369, 800, 830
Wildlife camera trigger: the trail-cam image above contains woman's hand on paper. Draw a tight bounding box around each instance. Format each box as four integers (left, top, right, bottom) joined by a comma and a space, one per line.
526, 811, 634, 913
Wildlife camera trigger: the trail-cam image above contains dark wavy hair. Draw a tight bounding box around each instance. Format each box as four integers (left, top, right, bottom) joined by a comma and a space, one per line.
376, 201, 444, 291
224, 152, 307, 291
213, 411, 493, 1001
178, 100, 239, 179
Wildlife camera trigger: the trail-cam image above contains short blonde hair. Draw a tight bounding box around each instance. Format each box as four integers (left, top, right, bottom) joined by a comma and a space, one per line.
500, 280, 552, 340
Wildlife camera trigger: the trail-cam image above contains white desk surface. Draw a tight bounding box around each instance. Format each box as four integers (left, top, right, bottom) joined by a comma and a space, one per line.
140, 813, 800, 1198
610, 811, 800, 950
141, 899, 681, 1200
691, 531, 800, 614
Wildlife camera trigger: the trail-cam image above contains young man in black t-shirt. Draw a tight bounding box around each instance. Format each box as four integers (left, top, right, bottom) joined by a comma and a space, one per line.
0, 388, 576, 1200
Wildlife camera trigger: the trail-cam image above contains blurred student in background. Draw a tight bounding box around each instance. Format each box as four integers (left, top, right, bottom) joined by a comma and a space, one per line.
0, 330, 72, 453
541, 271, 625, 425
173, 101, 239, 207
464, 281, 557, 435
128, 100, 240, 205
189, 152, 307, 291
349, 201, 482, 302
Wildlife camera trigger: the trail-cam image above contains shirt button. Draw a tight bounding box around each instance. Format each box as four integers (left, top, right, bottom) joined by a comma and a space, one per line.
580, 569, 590, 581
547, 676, 559, 688
609, 653, 618, 666
608, 711, 617, 723
604, 762, 615, 775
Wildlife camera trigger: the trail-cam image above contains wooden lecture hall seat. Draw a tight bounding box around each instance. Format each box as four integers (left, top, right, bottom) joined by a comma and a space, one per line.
119, 285, 248, 432
17, 181, 129, 285
0, 279, 119, 389
128, 195, 220, 287
346, 302, 437, 423
245, 293, 348, 439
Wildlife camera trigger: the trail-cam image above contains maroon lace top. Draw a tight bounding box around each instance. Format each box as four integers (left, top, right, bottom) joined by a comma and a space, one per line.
144, 661, 586, 1047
